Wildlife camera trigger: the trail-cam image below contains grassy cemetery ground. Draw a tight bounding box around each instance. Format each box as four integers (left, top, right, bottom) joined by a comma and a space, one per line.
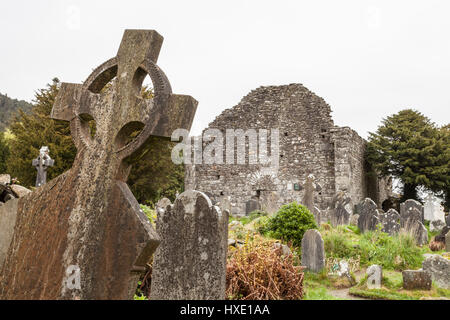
137, 204, 449, 300
226, 210, 450, 300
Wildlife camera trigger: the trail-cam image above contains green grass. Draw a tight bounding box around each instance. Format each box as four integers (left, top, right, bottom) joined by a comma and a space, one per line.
303, 287, 343, 300
349, 287, 415, 300
140, 204, 156, 224
303, 270, 342, 300
349, 269, 450, 300
322, 226, 427, 270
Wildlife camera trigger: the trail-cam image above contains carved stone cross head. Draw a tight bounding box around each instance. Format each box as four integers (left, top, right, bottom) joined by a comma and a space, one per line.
32, 146, 54, 187
51, 29, 197, 180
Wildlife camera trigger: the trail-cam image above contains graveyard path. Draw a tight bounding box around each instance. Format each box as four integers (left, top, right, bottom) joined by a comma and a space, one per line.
328, 270, 370, 300
328, 288, 368, 300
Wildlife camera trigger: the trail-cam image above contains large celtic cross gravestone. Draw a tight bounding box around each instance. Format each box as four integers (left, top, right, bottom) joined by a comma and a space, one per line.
32, 146, 54, 187
0, 30, 197, 299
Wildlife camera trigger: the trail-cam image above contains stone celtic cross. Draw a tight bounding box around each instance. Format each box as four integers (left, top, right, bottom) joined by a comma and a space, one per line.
0, 30, 197, 299
32, 146, 54, 187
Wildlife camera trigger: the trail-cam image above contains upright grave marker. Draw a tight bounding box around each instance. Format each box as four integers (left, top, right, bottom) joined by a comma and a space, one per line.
0, 29, 197, 299
32, 146, 54, 187
150, 191, 228, 299
301, 229, 325, 273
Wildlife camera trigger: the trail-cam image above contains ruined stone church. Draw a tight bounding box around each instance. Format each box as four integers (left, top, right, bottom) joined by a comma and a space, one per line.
185, 84, 391, 216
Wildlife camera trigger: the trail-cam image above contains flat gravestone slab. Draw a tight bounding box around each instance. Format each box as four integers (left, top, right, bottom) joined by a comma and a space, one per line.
0, 30, 197, 300
402, 270, 432, 290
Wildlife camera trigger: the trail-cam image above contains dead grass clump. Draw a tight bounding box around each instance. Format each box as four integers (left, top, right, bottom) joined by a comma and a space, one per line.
226, 235, 304, 300
429, 239, 445, 251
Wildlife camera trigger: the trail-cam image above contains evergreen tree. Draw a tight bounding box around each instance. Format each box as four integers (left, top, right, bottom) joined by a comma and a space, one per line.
367, 109, 449, 204
0, 131, 10, 173
7, 78, 75, 186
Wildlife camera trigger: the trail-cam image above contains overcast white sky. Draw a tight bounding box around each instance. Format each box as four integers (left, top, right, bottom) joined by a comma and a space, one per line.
0, 0, 449, 137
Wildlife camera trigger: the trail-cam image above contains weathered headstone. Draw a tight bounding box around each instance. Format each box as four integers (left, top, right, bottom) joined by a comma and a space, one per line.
402, 270, 432, 290
150, 190, 228, 300
422, 254, 450, 289
401, 206, 422, 230
411, 221, 429, 246
400, 199, 424, 224
32, 146, 55, 187
301, 229, 325, 273
366, 265, 382, 289
357, 198, 380, 233
329, 191, 351, 227
245, 199, 261, 214
0, 199, 19, 268
0, 30, 197, 300
379, 209, 400, 235
399, 202, 428, 245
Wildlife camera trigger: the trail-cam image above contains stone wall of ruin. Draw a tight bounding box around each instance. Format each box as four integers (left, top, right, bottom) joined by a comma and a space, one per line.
185, 84, 391, 215
330, 126, 368, 210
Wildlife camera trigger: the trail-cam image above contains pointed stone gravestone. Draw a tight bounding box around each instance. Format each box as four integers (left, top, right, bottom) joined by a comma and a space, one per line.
357, 198, 380, 233
150, 190, 228, 299
399, 204, 428, 245
0, 30, 197, 300
400, 199, 424, 224
32, 146, 54, 187
301, 229, 325, 273
379, 209, 401, 235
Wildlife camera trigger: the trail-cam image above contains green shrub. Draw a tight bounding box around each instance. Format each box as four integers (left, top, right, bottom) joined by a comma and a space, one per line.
263, 202, 317, 247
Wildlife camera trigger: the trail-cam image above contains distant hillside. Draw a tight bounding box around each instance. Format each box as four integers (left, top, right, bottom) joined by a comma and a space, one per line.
0, 93, 32, 131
